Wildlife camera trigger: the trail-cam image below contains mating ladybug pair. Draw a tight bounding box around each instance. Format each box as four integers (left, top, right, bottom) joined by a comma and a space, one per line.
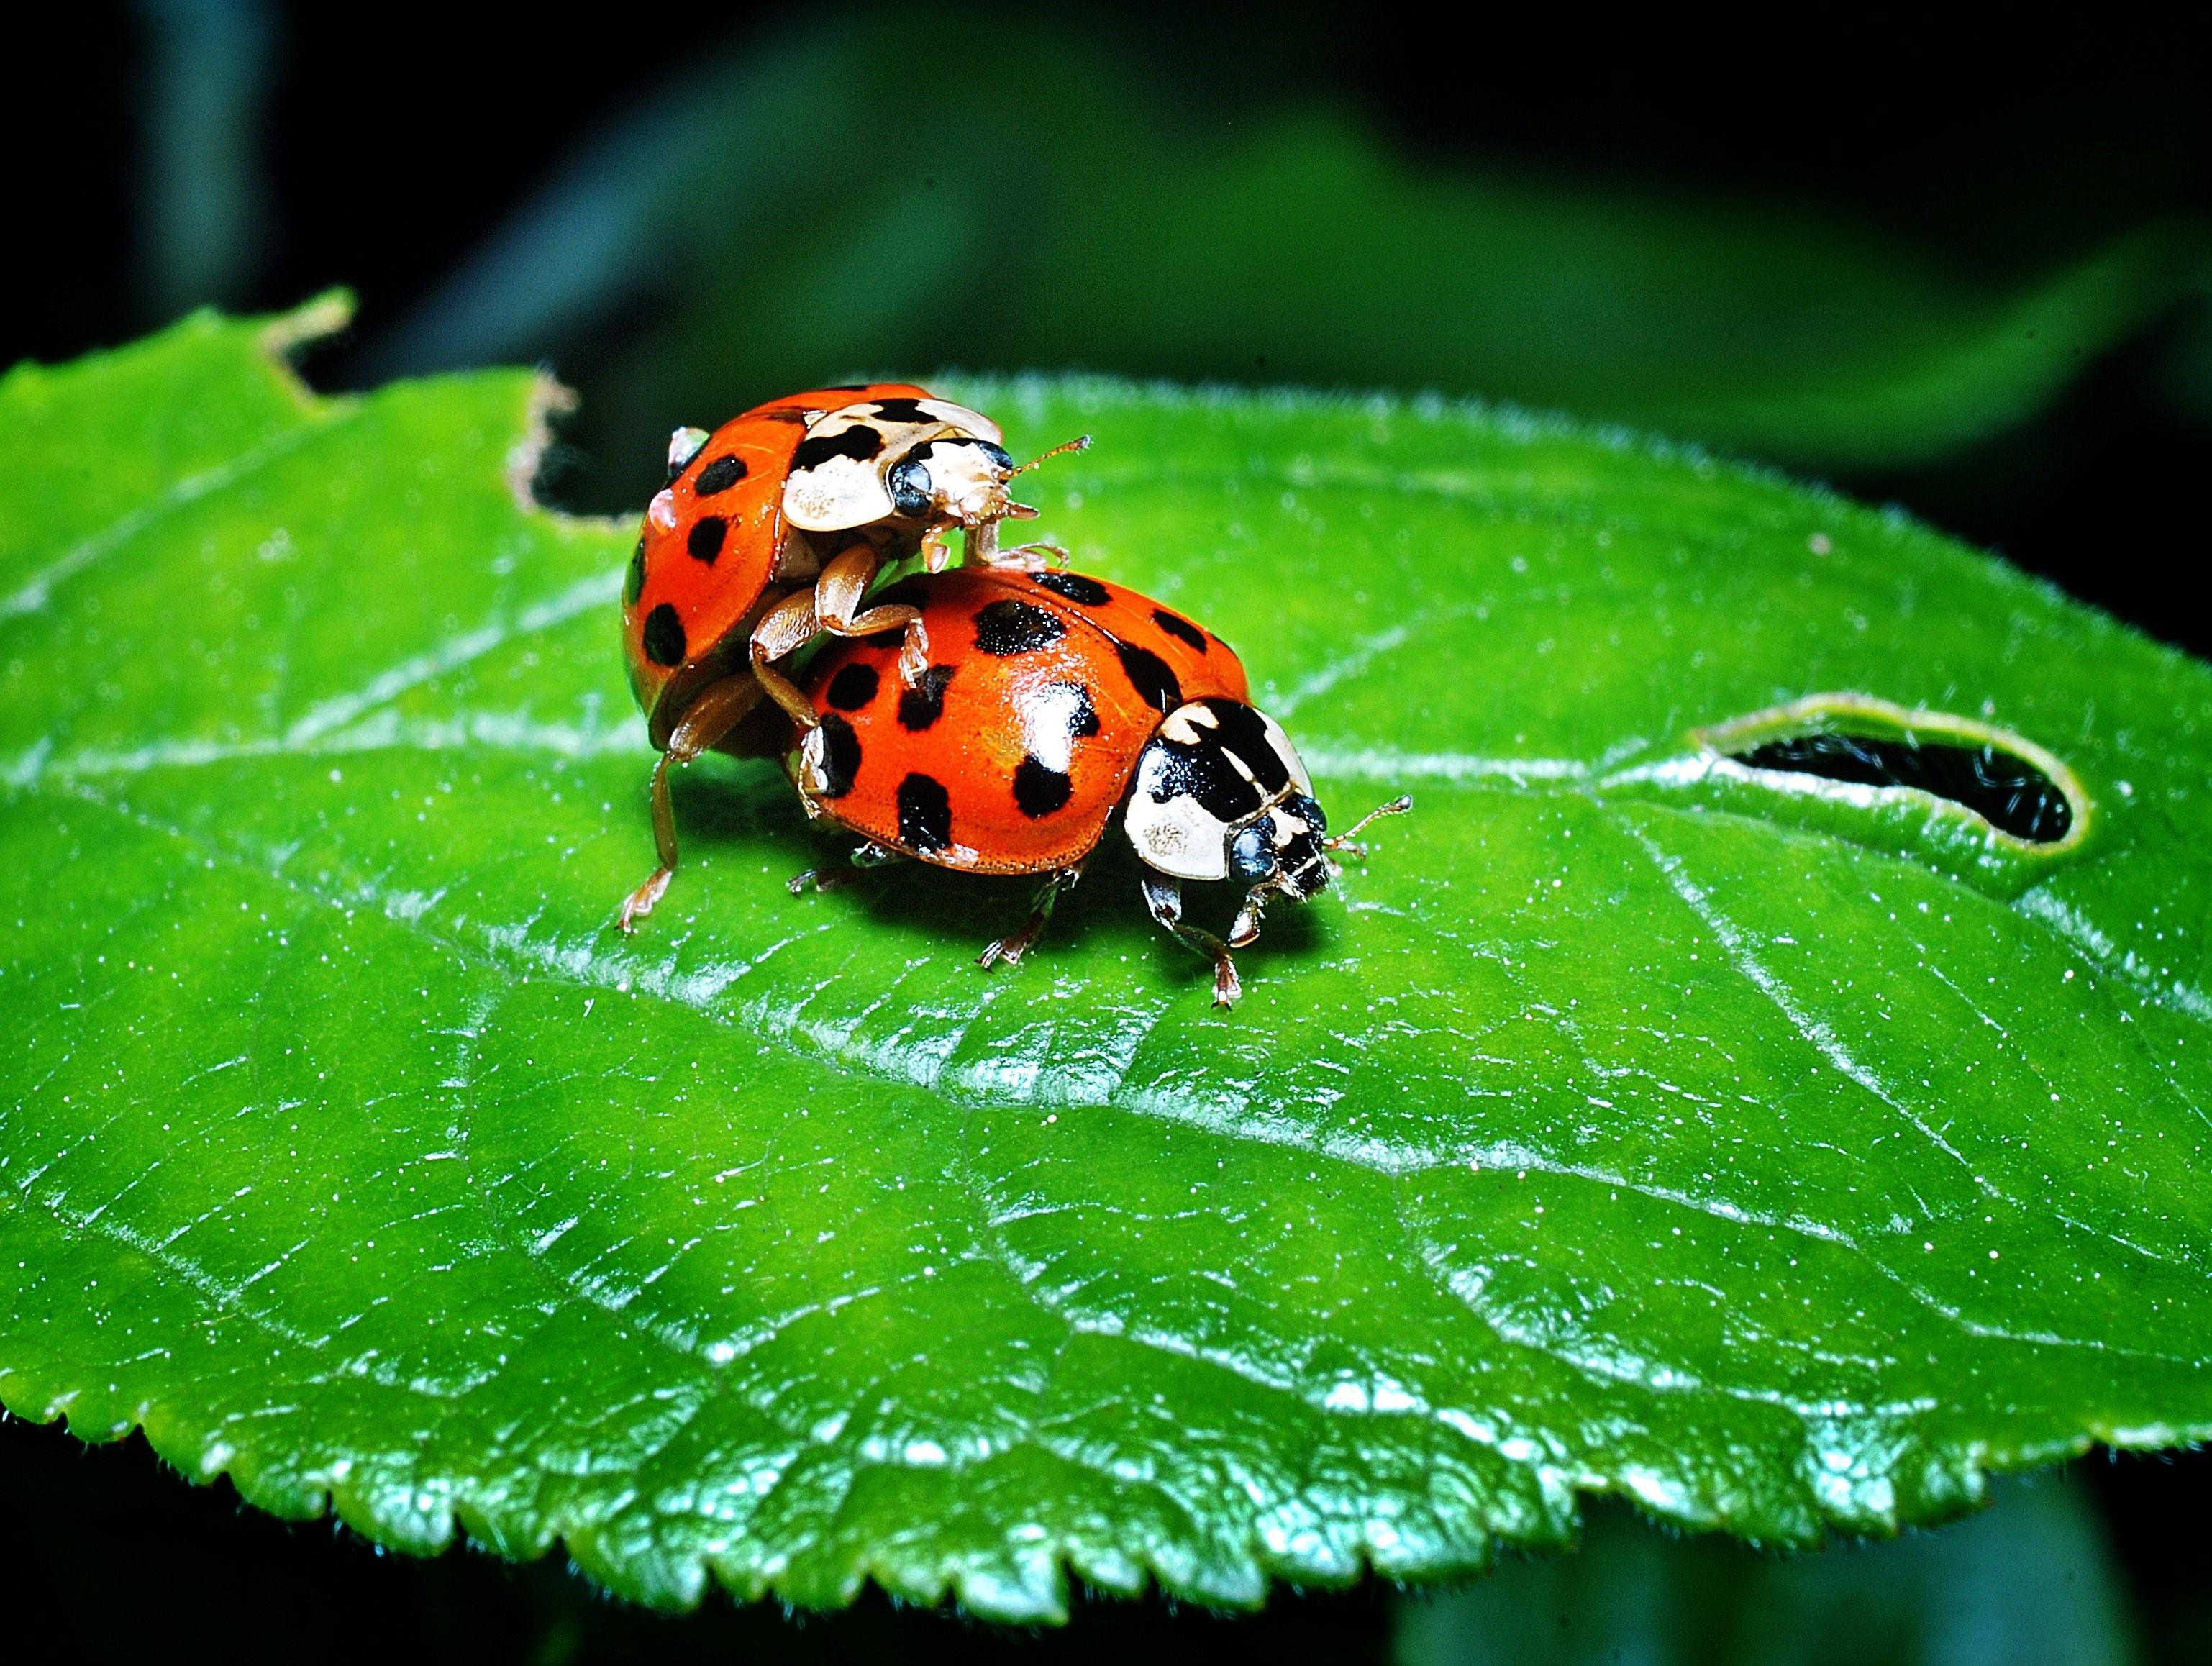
617, 383, 1407, 1004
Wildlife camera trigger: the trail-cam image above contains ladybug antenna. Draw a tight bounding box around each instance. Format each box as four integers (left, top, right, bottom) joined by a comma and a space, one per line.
1011, 434, 1092, 476
1323, 793, 1413, 853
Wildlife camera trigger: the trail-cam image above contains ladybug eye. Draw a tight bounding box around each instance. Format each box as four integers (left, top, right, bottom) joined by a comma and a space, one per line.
1229, 824, 1276, 883
887, 455, 934, 518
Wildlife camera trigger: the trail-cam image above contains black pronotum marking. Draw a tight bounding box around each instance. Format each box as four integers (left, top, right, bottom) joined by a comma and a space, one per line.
1209, 701, 1291, 793
642, 604, 686, 668
974, 600, 1066, 656
1150, 607, 1208, 652
1144, 732, 1263, 821
897, 772, 953, 852
825, 663, 880, 711
867, 397, 937, 425
686, 515, 727, 563
1141, 699, 1287, 821
624, 537, 646, 607
886, 455, 933, 517
815, 713, 861, 798
1731, 731, 2073, 843
791, 424, 885, 471
898, 665, 957, 730
1115, 642, 1183, 712
693, 455, 747, 495
1032, 572, 1110, 606
1013, 757, 1075, 817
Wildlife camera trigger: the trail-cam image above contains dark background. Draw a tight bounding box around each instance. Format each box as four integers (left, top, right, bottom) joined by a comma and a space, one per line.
4, 3, 2209, 1660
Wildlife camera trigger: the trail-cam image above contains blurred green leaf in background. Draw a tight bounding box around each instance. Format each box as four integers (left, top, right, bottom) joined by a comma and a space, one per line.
360, 13, 2211, 506
1398, 1476, 2136, 1666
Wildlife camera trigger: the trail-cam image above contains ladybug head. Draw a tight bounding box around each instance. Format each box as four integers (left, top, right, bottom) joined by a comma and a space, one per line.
886, 435, 1024, 531
1124, 701, 1332, 901
1229, 793, 1333, 898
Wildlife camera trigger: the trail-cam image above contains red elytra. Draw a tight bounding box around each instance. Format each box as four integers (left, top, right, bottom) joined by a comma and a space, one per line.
784, 568, 1409, 1005
790, 568, 1246, 873
614, 383, 1088, 932
618, 382, 925, 751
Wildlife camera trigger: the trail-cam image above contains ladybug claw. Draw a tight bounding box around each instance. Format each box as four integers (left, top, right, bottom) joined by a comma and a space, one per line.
897, 632, 931, 689
619, 868, 672, 932
989, 540, 1068, 573
1211, 954, 1242, 1008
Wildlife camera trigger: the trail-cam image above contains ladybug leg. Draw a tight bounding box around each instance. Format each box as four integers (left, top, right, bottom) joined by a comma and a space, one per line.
749, 588, 823, 730
980, 539, 1070, 573
960, 515, 1065, 572
616, 675, 765, 932
1139, 873, 1243, 1008
813, 544, 931, 688
1228, 882, 1283, 950
917, 526, 957, 574
787, 841, 902, 896
978, 862, 1085, 971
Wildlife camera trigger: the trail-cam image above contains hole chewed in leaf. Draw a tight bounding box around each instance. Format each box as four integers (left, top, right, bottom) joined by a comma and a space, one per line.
1614, 693, 2094, 896
1729, 731, 2073, 843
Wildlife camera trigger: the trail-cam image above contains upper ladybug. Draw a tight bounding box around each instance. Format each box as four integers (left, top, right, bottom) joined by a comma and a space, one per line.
783, 568, 1410, 1006
616, 383, 1085, 929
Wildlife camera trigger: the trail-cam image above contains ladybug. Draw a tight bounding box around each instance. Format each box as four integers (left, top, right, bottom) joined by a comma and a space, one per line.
618, 383, 1084, 929
783, 568, 1411, 1005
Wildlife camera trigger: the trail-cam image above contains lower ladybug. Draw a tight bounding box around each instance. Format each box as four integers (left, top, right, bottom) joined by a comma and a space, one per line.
784, 568, 1410, 1005
618, 383, 1083, 931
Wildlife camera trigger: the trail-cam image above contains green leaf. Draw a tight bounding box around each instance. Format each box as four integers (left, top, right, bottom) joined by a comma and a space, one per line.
6, 304, 2212, 1623
378, 16, 2211, 475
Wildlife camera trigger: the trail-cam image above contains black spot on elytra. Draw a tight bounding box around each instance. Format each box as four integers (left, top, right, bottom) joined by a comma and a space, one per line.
642, 604, 686, 668
792, 425, 884, 471
1151, 607, 1208, 652
898, 665, 957, 730
898, 773, 953, 852
624, 537, 645, 607
1014, 757, 1075, 817
867, 397, 937, 425
687, 516, 727, 563
815, 713, 861, 798
694, 455, 747, 495
825, 663, 880, 711
1032, 571, 1109, 606
974, 600, 1066, 656
1116, 642, 1183, 712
